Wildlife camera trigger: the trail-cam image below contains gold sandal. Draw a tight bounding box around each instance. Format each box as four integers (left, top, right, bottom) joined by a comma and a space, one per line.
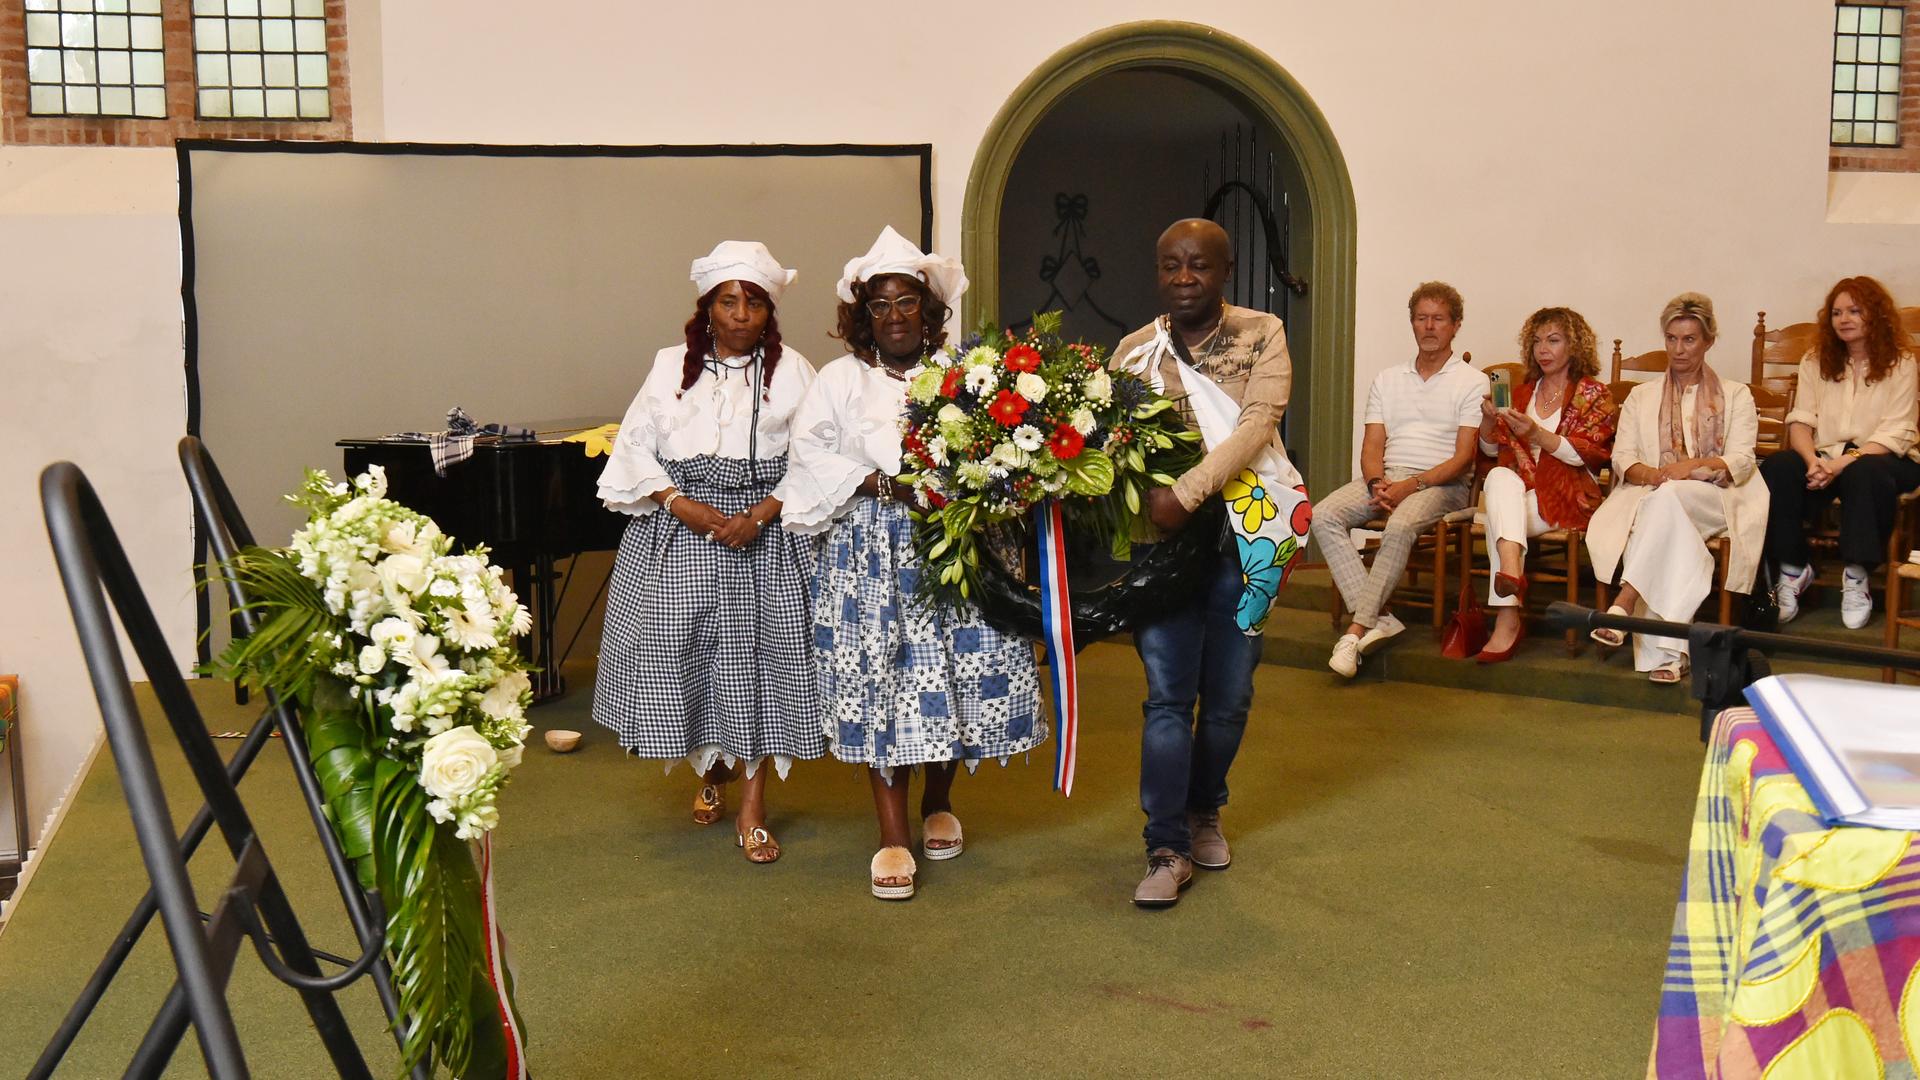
736, 825, 780, 864
692, 783, 725, 826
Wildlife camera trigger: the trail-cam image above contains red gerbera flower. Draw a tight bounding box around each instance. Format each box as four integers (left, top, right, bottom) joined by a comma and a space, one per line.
939, 366, 964, 398
1048, 425, 1085, 460
988, 389, 1029, 426
1003, 344, 1042, 373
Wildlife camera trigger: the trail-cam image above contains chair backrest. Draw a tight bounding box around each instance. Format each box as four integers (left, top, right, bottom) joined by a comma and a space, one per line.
1751, 380, 1794, 456
37, 461, 375, 1080
1900, 305, 1920, 346
1609, 339, 1668, 384
1750, 310, 1816, 389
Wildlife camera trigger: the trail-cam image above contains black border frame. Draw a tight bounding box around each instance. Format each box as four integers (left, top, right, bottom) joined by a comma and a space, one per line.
179, 139, 935, 660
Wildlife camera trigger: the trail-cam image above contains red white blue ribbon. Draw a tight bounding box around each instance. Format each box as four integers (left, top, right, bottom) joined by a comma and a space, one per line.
1034, 500, 1078, 796
479, 834, 528, 1079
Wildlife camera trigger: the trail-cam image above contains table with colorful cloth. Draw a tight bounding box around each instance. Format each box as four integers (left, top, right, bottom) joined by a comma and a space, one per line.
1652, 706, 1920, 1078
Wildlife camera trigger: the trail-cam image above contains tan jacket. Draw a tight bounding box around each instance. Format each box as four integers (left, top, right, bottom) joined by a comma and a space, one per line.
1784, 349, 1919, 461
1110, 305, 1293, 511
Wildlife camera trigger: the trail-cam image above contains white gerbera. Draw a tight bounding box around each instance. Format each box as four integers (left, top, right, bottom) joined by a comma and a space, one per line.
964, 364, 997, 395
1011, 424, 1044, 452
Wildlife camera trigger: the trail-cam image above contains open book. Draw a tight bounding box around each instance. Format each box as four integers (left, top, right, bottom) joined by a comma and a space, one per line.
1747, 674, 1920, 829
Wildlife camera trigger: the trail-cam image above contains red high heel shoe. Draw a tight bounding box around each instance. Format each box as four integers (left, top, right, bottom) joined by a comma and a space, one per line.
1493, 572, 1528, 601
1475, 619, 1529, 664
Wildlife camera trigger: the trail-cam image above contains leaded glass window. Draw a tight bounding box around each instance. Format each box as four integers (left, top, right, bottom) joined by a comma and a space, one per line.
23, 0, 167, 118
192, 0, 329, 120
1832, 3, 1907, 147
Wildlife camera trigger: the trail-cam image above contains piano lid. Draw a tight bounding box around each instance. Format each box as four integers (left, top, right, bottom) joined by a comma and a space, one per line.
338, 416, 621, 449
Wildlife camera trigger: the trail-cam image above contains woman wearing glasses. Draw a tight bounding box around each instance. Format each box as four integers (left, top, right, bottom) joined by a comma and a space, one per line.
784, 227, 1044, 901
593, 240, 824, 864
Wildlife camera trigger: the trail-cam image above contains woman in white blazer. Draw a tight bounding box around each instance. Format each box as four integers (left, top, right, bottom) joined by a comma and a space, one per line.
1585, 293, 1768, 682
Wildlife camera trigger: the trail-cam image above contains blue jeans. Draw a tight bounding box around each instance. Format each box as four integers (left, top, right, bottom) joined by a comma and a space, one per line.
1134, 546, 1265, 855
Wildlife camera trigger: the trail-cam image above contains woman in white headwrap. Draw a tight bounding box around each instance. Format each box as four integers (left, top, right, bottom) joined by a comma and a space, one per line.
784, 226, 1045, 901
1585, 292, 1768, 682
592, 240, 825, 863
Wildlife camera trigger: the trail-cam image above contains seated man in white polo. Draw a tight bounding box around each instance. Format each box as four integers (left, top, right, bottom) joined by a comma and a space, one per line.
1311, 281, 1483, 678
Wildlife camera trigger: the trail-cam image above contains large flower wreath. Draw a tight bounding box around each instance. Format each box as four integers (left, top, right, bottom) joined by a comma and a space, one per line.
214, 466, 530, 1078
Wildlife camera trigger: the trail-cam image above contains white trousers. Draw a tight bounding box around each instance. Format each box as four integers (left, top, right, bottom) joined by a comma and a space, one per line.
1617, 480, 1727, 671
1482, 467, 1553, 609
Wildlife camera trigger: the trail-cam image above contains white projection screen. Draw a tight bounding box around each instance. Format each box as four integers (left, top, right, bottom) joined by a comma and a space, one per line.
182, 141, 930, 650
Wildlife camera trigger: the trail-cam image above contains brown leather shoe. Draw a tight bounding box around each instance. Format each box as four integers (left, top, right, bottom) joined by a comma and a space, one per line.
1131, 848, 1193, 907
1188, 811, 1231, 870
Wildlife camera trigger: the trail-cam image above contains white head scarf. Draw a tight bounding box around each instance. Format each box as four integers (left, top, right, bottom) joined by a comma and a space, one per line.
835, 225, 969, 306
689, 240, 798, 303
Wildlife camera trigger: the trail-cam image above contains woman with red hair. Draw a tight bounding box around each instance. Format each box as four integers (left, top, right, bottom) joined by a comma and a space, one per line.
1762, 276, 1919, 629
592, 240, 824, 863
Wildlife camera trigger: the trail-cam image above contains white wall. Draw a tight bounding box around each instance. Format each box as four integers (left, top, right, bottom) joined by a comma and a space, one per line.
4, 0, 1919, 857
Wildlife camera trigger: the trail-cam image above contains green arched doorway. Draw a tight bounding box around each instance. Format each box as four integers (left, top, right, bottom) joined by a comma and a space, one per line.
963, 20, 1356, 497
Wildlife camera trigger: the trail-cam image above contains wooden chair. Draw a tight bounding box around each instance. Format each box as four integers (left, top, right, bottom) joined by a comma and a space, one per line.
1887, 562, 1920, 684
1750, 310, 1817, 389
1751, 380, 1794, 456
1327, 351, 1474, 632
1609, 339, 1667, 385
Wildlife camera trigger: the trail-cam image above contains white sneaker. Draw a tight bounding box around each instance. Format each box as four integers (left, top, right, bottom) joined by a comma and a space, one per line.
1329, 634, 1361, 678
1841, 565, 1873, 629
1775, 563, 1813, 623
1357, 612, 1407, 655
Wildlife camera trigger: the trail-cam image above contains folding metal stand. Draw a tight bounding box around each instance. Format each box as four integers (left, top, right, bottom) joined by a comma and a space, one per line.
1545, 602, 1920, 741
33, 458, 395, 1079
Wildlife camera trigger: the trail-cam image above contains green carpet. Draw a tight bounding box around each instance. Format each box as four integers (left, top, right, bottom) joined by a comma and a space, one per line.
0, 643, 1704, 1078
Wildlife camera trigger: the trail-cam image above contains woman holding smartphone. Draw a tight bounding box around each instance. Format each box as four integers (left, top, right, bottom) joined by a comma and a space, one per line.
1471, 306, 1618, 662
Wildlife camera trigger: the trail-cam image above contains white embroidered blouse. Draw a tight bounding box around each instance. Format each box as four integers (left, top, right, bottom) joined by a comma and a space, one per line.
596, 344, 814, 516
781, 352, 924, 534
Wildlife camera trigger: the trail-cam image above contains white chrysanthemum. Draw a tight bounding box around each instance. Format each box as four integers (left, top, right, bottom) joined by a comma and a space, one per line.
1014, 371, 1048, 403
962, 345, 999, 370
1011, 424, 1044, 452
1084, 368, 1113, 403
1071, 408, 1097, 435
937, 403, 968, 426
956, 461, 993, 489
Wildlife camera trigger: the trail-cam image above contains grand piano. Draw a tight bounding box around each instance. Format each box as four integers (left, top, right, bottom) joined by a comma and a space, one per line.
338, 418, 625, 701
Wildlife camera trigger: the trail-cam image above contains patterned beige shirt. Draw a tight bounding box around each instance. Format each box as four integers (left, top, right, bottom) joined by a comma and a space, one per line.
1111, 304, 1293, 510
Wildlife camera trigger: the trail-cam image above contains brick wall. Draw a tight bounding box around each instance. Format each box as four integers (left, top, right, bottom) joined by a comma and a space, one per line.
0, 0, 349, 146
1832, 1, 1920, 173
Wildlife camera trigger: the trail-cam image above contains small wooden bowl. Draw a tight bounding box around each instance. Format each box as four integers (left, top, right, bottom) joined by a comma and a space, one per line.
543, 729, 582, 753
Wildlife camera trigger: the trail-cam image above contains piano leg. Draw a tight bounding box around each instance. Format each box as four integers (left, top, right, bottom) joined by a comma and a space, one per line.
510, 558, 566, 704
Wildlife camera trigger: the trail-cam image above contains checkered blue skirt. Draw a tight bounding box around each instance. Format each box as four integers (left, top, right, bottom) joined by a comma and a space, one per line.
813, 497, 1044, 770
592, 455, 826, 766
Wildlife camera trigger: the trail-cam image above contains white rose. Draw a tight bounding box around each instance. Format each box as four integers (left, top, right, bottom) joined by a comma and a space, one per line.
1071, 407, 1097, 435
479, 672, 531, 720
1014, 371, 1048, 403
356, 644, 387, 675
1084, 369, 1113, 403
498, 742, 524, 769
378, 553, 431, 597
937, 403, 968, 426
418, 726, 498, 801
1011, 424, 1044, 452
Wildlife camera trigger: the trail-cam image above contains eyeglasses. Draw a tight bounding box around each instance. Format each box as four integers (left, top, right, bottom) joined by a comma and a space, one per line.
865, 295, 923, 318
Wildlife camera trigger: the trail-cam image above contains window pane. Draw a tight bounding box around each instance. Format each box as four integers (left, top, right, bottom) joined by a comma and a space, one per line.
295, 52, 326, 86
228, 17, 260, 51
231, 87, 265, 115
1836, 36, 1858, 62
265, 87, 296, 116
132, 50, 162, 83
96, 14, 128, 48
1880, 65, 1901, 92
1836, 63, 1857, 90
1875, 122, 1899, 145
98, 0, 127, 12
26, 12, 59, 45
1838, 5, 1860, 33
293, 0, 321, 14
230, 52, 263, 86
1878, 94, 1900, 121
293, 17, 323, 51
65, 85, 98, 113
128, 0, 160, 11
25, 0, 57, 9
193, 0, 225, 11
297, 87, 328, 117
130, 14, 160, 47
98, 50, 131, 84
27, 49, 63, 83
1854, 94, 1877, 120
261, 18, 293, 51
198, 53, 230, 86
100, 85, 133, 114
261, 0, 290, 15
29, 85, 66, 113
1834, 92, 1855, 119
263, 53, 294, 85
194, 18, 226, 50
1833, 120, 1855, 142
1860, 6, 1882, 34
60, 13, 94, 47
59, 0, 88, 11
1880, 37, 1902, 63
199, 88, 232, 117
228, 0, 258, 14
133, 85, 165, 116
64, 49, 96, 84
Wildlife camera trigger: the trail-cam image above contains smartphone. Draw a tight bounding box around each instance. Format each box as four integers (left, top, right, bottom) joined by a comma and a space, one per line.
1489, 370, 1512, 410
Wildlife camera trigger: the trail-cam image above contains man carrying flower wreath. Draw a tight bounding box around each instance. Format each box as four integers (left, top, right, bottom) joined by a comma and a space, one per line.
1110, 218, 1294, 908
